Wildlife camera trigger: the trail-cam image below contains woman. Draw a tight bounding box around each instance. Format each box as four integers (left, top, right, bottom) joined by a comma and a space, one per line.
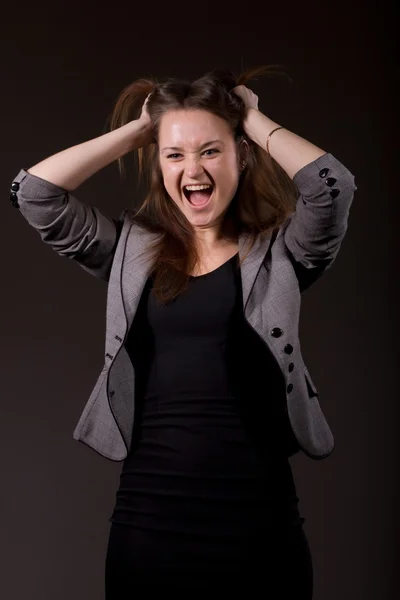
11, 66, 357, 597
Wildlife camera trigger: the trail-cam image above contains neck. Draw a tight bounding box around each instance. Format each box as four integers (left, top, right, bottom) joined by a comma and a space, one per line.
194, 218, 238, 250
194, 228, 220, 248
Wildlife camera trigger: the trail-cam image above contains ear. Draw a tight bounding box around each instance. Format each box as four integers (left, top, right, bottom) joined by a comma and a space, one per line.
239, 139, 249, 162
237, 138, 249, 169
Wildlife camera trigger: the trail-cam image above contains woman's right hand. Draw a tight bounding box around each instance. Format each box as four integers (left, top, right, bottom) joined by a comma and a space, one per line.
135, 94, 154, 148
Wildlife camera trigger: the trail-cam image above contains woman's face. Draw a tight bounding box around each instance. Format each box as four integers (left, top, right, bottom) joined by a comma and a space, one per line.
158, 109, 243, 233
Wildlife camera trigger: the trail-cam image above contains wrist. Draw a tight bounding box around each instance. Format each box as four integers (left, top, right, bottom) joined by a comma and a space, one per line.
122, 119, 149, 152
244, 108, 281, 150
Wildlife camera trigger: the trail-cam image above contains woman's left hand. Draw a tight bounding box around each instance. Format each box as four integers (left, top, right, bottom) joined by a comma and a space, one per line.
232, 85, 259, 111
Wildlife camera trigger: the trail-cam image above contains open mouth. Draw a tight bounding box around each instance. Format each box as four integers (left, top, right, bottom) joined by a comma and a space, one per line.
183, 184, 214, 208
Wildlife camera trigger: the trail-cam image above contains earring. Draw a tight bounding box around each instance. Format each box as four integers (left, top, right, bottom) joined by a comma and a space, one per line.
240, 163, 246, 173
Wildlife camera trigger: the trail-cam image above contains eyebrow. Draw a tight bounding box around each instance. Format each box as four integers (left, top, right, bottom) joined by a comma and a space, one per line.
161, 140, 225, 152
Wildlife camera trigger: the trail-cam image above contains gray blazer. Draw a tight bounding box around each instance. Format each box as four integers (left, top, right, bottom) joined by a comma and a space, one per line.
10, 152, 357, 461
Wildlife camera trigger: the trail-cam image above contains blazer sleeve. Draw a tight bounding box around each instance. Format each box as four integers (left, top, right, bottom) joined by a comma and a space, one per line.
284, 152, 357, 292
10, 169, 123, 282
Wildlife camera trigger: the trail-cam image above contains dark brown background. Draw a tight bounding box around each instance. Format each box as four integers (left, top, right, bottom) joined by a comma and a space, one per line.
1, 1, 397, 598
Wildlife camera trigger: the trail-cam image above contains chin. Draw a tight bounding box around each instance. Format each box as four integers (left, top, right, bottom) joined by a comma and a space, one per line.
187, 213, 215, 227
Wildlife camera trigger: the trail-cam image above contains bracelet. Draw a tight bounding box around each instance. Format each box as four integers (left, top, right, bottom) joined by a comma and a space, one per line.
266, 126, 284, 155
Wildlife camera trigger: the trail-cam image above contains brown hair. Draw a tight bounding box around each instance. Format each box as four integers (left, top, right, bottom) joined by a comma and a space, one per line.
109, 65, 297, 304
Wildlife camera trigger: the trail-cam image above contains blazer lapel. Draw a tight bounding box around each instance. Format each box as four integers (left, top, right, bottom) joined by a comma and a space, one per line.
121, 223, 161, 330
238, 229, 275, 313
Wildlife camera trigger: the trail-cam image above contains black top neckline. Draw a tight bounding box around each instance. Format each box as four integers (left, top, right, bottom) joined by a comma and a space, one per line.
189, 252, 239, 280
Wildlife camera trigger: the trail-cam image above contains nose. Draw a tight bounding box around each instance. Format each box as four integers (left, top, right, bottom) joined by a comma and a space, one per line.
184, 155, 204, 179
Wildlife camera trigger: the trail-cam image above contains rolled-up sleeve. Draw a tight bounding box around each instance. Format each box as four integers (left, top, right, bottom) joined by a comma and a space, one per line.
10, 169, 121, 282
284, 153, 357, 291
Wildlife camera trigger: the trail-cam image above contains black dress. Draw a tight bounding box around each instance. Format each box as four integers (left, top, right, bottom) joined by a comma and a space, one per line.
105, 253, 313, 597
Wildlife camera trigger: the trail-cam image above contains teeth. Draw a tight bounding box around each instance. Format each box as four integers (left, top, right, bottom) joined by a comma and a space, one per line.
184, 184, 212, 191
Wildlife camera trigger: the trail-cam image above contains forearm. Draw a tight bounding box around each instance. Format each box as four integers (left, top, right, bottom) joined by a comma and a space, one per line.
27, 119, 148, 191
244, 108, 327, 179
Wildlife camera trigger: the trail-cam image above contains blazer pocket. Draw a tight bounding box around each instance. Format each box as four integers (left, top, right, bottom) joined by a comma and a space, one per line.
304, 367, 319, 397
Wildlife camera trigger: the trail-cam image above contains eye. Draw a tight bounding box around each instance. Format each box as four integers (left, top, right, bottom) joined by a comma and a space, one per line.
166, 149, 219, 160
203, 149, 219, 156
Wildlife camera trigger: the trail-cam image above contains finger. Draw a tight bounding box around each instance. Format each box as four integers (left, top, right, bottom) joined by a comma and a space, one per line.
231, 85, 244, 95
